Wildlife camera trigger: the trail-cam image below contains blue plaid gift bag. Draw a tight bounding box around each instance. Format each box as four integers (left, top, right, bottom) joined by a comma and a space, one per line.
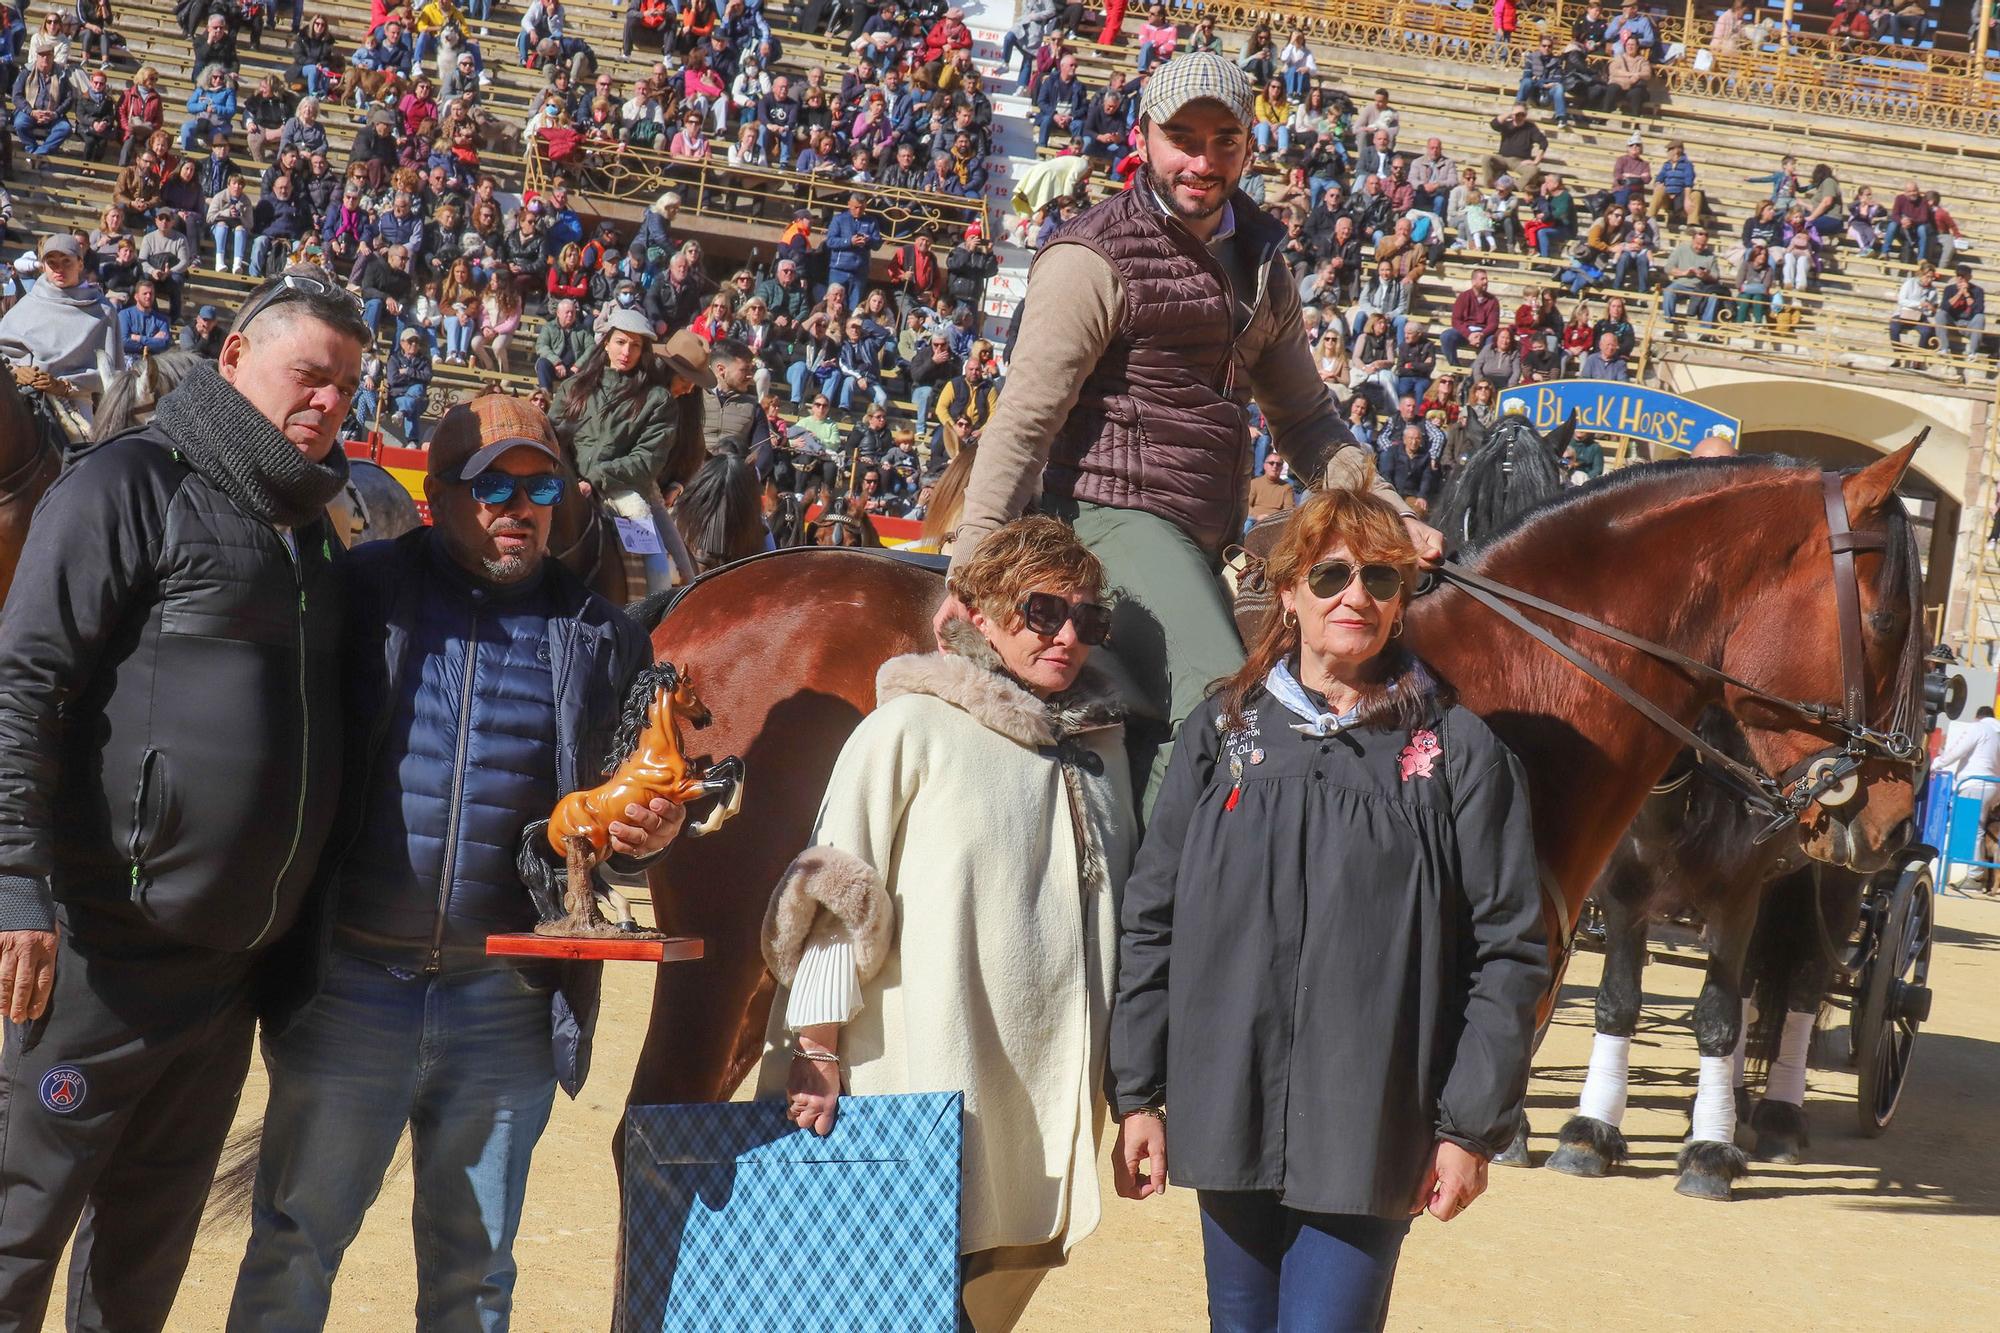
621, 1091, 963, 1332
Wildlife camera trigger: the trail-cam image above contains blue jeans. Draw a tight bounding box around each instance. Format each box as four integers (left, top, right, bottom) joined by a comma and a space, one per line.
443, 314, 475, 359
1516, 74, 1568, 119
227, 954, 559, 1332
13, 112, 70, 156
394, 385, 428, 437
1664, 281, 1722, 326
302, 65, 330, 96
1283, 69, 1310, 100
249, 234, 290, 276
1612, 251, 1651, 290
1200, 1191, 1409, 1333
1394, 375, 1431, 404
212, 223, 249, 268
1882, 219, 1933, 263
910, 383, 937, 440
179, 115, 229, 149
824, 271, 864, 307
1253, 123, 1290, 153
1137, 40, 1164, 71
350, 384, 377, 429
1535, 225, 1573, 258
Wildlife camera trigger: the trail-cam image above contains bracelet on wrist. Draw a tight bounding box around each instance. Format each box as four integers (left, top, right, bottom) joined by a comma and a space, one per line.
791, 1042, 841, 1065
1125, 1106, 1165, 1122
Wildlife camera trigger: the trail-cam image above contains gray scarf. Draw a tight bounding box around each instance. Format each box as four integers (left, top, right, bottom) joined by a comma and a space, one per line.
152, 362, 350, 529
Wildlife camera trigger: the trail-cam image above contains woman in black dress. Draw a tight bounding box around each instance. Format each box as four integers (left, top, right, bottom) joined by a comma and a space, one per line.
1109, 485, 1547, 1332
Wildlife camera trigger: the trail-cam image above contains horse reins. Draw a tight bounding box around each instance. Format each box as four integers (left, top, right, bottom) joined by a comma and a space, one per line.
1436, 471, 1924, 844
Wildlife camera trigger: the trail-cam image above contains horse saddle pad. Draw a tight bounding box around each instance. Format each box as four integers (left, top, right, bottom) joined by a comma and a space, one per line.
621, 1092, 963, 1331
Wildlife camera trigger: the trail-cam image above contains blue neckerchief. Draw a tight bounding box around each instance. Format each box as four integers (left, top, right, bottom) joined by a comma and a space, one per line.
1265, 659, 1363, 738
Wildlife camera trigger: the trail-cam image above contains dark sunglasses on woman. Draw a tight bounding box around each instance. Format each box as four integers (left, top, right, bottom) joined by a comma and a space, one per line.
1019, 592, 1114, 645
467, 471, 567, 507
1307, 560, 1405, 603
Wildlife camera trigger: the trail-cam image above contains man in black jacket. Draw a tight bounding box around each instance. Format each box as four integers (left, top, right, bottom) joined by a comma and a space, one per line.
228, 395, 680, 1330
0, 269, 368, 1329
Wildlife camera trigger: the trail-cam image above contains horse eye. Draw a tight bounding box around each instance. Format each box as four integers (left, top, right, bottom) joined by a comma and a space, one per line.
1868, 610, 1897, 636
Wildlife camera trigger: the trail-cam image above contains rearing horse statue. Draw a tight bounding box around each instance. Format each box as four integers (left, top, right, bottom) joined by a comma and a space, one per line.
544, 660, 745, 935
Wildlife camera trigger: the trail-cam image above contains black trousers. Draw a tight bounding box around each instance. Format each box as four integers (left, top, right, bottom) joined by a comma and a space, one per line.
0, 906, 258, 1333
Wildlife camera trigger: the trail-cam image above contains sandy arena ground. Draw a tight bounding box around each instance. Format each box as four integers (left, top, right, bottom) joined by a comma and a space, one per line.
44, 891, 1994, 1330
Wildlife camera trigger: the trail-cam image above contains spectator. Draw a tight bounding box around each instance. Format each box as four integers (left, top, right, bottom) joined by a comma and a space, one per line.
1407, 137, 1457, 216
1737, 240, 1778, 329
244, 74, 293, 162
1610, 131, 1649, 209
544, 240, 590, 308
1468, 323, 1522, 391
116, 63, 162, 166
1084, 88, 1131, 162
1484, 101, 1546, 189
1580, 330, 1629, 380
1248, 452, 1296, 524
1592, 297, 1636, 360
1777, 207, 1818, 290
116, 276, 171, 356
1883, 179, 1932, 265
1380, 421, 1441, 513
76, 63, 118, 163
137, 207, 193, 322
1278, 26, 1317, 99
931, 347, 997, 450
1136, 3, 1177, 71
1356, 127, 1395, 181
532, 296, 593, 393
1350, 309, 1398, 408
12, 47, 71, 163
359, 240, 417, 343
1612, 210, 1656, 292
1443, 268, 1501, 365
1605, 0, 1661, 59
1928, 191, 1966, 271
1250, 78, 1289, 158
1531, 173, 1577, 259
1662, 227, 1727, 329
1889, 263, 1942, 361
1936, 264, 1986, 361
886, 229, 945, 315
1394, 321, 1438, 403
206, 173, 253, 274
179, 302, 226, 357
1710, 0, 1753, 54
1649, 140, 1704, 232
190, 12, 237, 78
291, 14, 337, 98
1517, 33, 1570, 126
946, 224, 997, 315
472, 278, 523, 372
1349, 259, 1411, 346
0, 233, 120, 417
179, 62, 235, 150
1849, 185, 1889, 256
385, 325, 433, 439
1600, 34, 1652, 118
1035, 52, 1087, 149
1355, 85, 1399, 149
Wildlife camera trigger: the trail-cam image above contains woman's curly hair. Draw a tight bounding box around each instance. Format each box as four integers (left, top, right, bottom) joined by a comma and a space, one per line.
947, 515, 1106, 628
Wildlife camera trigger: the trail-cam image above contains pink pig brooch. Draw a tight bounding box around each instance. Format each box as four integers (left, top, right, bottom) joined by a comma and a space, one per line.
1398, 729, 1442, 781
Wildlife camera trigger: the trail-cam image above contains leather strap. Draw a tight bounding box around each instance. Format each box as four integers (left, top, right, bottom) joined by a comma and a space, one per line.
1821, 472, 1880, 731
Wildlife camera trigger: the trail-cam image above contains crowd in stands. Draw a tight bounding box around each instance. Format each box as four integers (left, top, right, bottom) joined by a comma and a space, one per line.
0, 0, 1985, 523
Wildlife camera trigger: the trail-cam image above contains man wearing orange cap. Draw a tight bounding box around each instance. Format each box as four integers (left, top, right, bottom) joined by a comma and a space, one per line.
230, 392, 682, 1330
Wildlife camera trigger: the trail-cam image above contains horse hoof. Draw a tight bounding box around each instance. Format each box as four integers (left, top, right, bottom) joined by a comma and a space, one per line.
1749, 1099, 1810, 1164
1545, 1116, 1626, 1177
1674, 1140, 1748, 1201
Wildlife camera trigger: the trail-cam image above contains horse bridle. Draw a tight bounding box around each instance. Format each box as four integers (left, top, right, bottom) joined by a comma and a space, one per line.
1438, 471, 1924, 844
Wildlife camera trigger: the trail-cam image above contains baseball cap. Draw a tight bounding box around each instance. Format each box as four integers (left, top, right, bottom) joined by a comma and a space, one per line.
197, 304, 220, 321
1138, 50, 1254, 131
427, 392, 563, 479
37, 233, 80, 260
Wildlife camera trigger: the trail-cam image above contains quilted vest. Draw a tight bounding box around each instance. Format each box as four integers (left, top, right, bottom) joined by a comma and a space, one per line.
1040, 186, 1277, 556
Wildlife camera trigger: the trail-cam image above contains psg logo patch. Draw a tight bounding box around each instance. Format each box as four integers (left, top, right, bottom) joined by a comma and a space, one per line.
39, 1065, 87, 1115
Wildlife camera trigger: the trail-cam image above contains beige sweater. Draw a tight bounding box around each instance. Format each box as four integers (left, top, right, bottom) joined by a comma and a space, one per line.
950, 239, 1407, 574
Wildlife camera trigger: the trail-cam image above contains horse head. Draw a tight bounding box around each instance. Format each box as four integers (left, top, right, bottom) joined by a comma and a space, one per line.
1724, 440, 1926, 873
666, 663, 712, 729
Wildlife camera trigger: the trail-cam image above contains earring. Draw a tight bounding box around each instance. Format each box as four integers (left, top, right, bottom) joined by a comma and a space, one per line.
1283, 609, 1298, 629
1391, 619, 1405, 638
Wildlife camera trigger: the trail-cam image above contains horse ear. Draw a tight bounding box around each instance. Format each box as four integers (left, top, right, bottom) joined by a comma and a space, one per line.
1842, 431, 1924, 521
1547, 411, 1577, 457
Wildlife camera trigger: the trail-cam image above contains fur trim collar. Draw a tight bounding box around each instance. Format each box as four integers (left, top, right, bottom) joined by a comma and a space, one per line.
875, 619, 1123, 749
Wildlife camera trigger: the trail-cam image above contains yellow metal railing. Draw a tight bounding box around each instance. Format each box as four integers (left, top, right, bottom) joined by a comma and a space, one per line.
1156, 0, 2000, 134
522, 137, 989, 247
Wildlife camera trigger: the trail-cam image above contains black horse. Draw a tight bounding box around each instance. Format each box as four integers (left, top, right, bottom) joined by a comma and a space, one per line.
1433, 407, 1576, 553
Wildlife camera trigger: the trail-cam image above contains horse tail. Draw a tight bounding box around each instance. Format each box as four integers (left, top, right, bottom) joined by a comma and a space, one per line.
205, 1122, 415, 1230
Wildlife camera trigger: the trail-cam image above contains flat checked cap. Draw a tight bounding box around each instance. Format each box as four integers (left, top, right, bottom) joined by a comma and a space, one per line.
1138, 51, 1254, 131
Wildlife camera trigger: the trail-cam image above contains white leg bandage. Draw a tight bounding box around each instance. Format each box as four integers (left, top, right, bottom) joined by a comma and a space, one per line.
1764, 1011, 1816, 1108
1691, 1054, 1736, 1144
1730, 997, 1758, 1090
1577, 1033, 1631, 1128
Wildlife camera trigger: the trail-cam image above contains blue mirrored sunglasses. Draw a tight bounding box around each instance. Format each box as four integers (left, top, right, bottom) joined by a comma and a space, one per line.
467, 471, 566, 507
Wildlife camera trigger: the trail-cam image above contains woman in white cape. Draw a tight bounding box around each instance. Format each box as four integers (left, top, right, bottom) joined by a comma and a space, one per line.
758, 516, 1137, 1332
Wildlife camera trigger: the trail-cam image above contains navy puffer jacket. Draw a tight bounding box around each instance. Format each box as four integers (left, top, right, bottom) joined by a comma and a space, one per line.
280, 528, 652, 1094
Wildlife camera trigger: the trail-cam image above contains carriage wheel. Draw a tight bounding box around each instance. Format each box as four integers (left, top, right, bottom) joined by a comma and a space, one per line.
1853, 860, 1934, 1138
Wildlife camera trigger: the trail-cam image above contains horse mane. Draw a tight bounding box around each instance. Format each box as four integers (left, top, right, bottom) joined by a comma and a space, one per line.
602, 659, 683, 776
92, 349, 206, 442
673, 451, 764, 571
1433, 414, 1568, 553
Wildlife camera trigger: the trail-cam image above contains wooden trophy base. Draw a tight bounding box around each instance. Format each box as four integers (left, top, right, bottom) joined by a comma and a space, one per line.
486, 933, 707, 963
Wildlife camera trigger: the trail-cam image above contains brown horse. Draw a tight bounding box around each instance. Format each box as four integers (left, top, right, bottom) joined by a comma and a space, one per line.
0, 369, 59, 607
626, 447, 1925, 1112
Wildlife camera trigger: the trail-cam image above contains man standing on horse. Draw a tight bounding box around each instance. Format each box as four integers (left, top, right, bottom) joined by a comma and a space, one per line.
0, 268, 366, 1329
938, 52, 1443, 808
228, 393, 684, 1331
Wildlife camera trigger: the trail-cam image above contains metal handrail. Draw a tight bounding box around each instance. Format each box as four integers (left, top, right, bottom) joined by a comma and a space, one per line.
522, 136, 990, 245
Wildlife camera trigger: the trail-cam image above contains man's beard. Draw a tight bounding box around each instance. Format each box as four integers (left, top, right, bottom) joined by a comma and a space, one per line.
1146, 160, 1232, 223
482, 550, 542, 582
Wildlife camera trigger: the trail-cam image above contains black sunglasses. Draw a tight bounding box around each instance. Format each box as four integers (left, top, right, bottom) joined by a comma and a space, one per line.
234, 268, 362, 333
1307, 560, 1405, 602
467, 471, 566, 507
1019, 592, 1113, 645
